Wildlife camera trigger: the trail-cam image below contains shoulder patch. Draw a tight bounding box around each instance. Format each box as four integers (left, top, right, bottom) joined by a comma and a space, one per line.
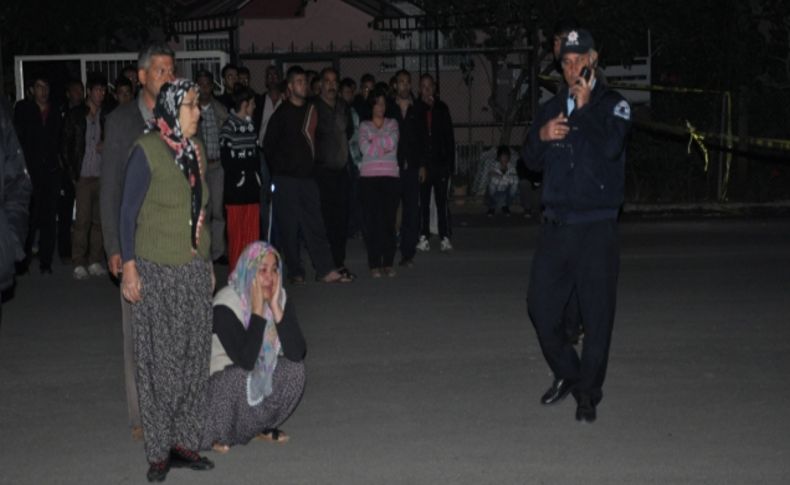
613, 99, 631, 120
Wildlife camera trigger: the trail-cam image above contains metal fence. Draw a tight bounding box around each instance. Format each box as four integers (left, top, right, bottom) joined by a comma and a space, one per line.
240, 46, 535, 182
239, 45, 651, 183
13, 50, 230, 100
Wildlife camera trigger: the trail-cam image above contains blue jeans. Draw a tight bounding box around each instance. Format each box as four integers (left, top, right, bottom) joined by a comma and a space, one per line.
486, 184, 517, 209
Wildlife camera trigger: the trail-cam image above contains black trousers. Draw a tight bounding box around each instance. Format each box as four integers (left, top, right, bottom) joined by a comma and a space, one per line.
271, 175, 335, 280
527, 218, 620, 404
26, 173, 59, 267
399, 166, 420, 261
316, 166, 350, 268
346, 163, 364, 238
57, 175, 75, 260
420, 174, 450, 239
359, 176, 400, 269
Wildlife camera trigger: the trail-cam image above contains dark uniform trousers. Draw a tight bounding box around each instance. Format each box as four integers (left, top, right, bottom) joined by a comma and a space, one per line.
527, 218, 619, 404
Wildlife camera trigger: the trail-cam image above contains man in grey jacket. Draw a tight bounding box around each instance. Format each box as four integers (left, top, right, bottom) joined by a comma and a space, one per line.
0, 97, 32, 329
99, 43, 175, 440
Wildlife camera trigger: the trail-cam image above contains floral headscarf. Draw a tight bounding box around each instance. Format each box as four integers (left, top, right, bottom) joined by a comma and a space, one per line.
228, 241, 285, 405
146, 79, 204, 253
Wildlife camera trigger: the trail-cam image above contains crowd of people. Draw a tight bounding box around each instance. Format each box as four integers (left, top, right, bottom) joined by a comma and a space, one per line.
0, 18, 629, 481
4, 42, 463, 481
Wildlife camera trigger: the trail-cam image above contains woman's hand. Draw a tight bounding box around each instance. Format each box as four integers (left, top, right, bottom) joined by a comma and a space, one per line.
251, 277, 265, 318
121, 261, 142, 303
268, 270, 284, 323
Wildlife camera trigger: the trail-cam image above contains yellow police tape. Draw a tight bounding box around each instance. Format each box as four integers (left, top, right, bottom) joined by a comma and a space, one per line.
685, 120, 710, 172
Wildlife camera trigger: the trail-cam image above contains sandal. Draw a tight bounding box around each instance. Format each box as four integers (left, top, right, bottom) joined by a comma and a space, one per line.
212, 443, 230, 454
338, 267, 357, 281
320, 270, 352, 283
255, 427, 290, 443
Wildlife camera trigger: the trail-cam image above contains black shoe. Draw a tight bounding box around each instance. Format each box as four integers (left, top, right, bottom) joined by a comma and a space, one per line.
502, 206, 511, 216
540, 378, 577, 405
146, 460, 170, 482
575, 395, 597, 423
39, 263, 53, 274
213, 255, 229, 266
486, 208, 495, 217
169, 446, 214, 471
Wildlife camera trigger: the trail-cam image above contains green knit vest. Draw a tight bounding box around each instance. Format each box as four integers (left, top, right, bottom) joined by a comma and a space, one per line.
134, 133, 210, 265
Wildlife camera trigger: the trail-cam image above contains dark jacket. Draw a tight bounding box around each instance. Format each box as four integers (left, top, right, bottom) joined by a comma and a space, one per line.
522, 80, 630, 222
314, 97, 352, 171
263, 101, 317, 178
352, 94, 372, 122
100, 97, 147, 257
414, 97, 455, 177
387, 98, 426, 171
61, 105, 106, 182
0, 100, 32, 290
13, 99, 61, 185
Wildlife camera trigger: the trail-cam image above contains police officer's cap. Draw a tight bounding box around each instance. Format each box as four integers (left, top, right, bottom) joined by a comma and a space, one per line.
559, 29, 595, 57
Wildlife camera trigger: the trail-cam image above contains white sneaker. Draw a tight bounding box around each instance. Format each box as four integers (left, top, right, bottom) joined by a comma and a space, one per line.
73, 266, 89, 280
440, 237, 453, 252
87, 263, 107, 276
416, 235, 430, 252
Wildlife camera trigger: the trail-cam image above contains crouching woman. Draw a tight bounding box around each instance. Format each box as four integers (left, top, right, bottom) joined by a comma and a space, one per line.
201, 241, 306, 453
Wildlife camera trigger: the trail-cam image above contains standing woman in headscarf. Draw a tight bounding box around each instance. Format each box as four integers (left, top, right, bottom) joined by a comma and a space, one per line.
120, 79, 215, 482
201, 241, 306, 453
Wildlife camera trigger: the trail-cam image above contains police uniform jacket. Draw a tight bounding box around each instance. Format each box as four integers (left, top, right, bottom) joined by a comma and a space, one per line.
523, 80, 630, 223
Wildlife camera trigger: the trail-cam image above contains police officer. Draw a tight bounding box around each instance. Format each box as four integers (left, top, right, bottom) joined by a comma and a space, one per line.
522, 29, 631, 422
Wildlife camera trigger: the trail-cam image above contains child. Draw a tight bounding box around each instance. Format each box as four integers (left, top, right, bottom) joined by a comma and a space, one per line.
486, 145, 519, 216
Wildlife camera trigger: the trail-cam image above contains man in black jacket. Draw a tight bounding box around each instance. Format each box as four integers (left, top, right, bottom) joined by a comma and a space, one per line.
388, 69, 426, 267
56, 79, 85, 262
14, 74, 62, 274
314, 67, 355, 279
415, 73, 455, 253
522, 29, 630, 423
263, 66, 349, 285
61, 74, 108, 279
1, 98, 32, 329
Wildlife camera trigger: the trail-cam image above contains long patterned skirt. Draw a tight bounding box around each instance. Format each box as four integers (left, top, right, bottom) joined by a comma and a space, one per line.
200, 358, 306, 450
131, 257, 213, 463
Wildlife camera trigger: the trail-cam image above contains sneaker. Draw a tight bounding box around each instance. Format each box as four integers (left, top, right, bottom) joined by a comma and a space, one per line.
440, 237, 453, 252
416, 235, 430, 252
87, 262, 107, 276
73, 266, 89, 280
384, 267, 396, 277
486, 208, 495, 217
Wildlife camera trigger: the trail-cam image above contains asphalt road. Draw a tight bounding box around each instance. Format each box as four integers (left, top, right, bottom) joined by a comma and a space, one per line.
1, 218, 788, 485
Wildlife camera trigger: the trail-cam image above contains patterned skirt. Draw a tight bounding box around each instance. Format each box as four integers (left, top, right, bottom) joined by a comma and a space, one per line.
131, 257, 213, 463
200, 358, 306, 449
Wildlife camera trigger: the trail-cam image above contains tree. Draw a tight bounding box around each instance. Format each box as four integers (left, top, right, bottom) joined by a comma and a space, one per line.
415, 0, 789, 148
